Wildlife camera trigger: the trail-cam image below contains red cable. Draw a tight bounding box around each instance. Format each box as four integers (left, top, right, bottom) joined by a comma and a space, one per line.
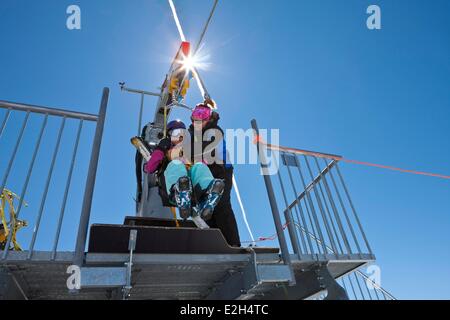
242, 222, 290, 243
341, 158, 450, 180
254, 136, 450, 180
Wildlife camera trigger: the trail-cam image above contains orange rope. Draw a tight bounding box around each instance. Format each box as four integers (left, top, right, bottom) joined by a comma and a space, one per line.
341, 158, 450, 180
170, 207, 180, 228
253, 134, 450, 180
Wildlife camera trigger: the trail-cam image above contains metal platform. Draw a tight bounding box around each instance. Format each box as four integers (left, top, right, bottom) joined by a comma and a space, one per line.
0, 250, 374, 300
1, 207, 375, 300
0, 95, 390, 300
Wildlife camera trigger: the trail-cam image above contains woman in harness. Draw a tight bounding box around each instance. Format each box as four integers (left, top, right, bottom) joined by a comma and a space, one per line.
143, 120, 225, 221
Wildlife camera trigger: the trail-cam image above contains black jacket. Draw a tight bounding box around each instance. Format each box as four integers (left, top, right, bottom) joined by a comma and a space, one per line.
188, 120, 231, 180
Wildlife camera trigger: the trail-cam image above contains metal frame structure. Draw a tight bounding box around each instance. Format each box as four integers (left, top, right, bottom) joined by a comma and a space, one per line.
0, 96, 394, 300
249, 119, 394, 300
0, 88, 109, 265
0, 0, 397, 300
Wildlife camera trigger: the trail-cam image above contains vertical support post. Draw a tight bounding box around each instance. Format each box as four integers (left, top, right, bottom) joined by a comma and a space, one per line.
251, 120, 294, 278
138, 93, 144, 136
327, 164, 362, 255
277, 167, 305, 256
28, 116, 66, 259
52, 120, 84, 260
335, 163, 373, 255
74, 88, 109, 267
2, 115, 47, 260
275, 161, 303, 256
0, 112, 30, 196
291, 157, 326, 255
353, 272, 366, 299
319, 158, 353, 256
363, 273, 374, 300
303, 156, 338, 256
313, 157, 344, 255
0, 108, 11, 139
284, 159, 318, 254
347, 274, 358, 300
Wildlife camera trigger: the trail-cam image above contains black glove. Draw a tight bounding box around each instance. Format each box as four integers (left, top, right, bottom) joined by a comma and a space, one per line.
156, 137, 172, 152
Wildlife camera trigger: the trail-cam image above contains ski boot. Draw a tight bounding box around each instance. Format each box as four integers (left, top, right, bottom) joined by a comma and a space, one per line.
197, 179, 225, 221
171, 176, 192, 220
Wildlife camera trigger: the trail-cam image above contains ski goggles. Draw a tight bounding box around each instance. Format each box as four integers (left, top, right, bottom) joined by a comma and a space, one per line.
170, 128, 185, 142
191, 105, 212, 121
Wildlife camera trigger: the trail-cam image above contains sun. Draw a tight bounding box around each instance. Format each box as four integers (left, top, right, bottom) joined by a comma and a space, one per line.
181, 53, 198, 73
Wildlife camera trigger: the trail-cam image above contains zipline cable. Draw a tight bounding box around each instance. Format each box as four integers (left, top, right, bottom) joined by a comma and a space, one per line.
168, 0, 186, 42
232, 174, 256, 245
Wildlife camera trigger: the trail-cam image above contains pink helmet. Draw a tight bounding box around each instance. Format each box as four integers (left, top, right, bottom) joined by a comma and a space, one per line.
191, 104, 212, 121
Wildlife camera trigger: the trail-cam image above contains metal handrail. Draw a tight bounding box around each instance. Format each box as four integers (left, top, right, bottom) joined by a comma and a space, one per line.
0, 88, 109, 262
0, 101, 98, 122
284, 159, 339, 214
258, 140, 343, 161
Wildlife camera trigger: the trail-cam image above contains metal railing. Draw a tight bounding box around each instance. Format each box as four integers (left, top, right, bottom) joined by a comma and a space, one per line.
252, 119, 397, 300
338, 269, 396, 300
0, 88, 109, 265
251, 119, 373, 261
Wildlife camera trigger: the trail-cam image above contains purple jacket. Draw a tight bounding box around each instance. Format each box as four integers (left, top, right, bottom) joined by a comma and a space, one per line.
144, 149, 165, 174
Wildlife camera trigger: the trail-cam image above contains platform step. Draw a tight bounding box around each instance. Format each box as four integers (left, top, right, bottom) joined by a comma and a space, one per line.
88, 219, 279, 255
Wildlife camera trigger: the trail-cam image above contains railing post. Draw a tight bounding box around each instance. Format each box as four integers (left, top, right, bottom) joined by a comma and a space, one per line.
251, 119, 294, 273
74, 88, 109, 267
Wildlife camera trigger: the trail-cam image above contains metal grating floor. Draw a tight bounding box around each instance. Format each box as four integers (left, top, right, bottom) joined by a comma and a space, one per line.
0, 251, 375, 300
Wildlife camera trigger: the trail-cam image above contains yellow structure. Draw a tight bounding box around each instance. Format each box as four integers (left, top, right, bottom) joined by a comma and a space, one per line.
0, 189, 28, 251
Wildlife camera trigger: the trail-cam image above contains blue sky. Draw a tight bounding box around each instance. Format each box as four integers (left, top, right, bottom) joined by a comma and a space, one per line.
1, 0, 449, 299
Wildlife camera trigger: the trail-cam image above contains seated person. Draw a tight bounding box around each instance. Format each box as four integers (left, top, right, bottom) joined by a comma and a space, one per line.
144, 120, 225, 221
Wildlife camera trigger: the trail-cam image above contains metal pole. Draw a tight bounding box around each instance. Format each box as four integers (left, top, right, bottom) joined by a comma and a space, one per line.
28, 117, 66, 259
277, 156, 309, 254
0, 101, 98, 121
353, 272, 366, 299
138, 93, 144, 136
303, 155, 338, 256
372, 284, 381, 300
2, 114, 47, 259
74, 88, 109, 267
341, 277, 349, 298
276, 165, 303, 257
347, 274, 358, 300
291, 157, 327, 255
313, 157, 344, 255
0, 112, 30, 196
319, 158, 353, 255
285, 160, 320, 254
0, 108, 11, 139
251, 120, 293, 272
193, 0, 219, 55
52, 120, 84, 260
356, 269, 395, 300
284, 160, 338, 213
119, 84, 161, 97
335, 163, 373, 254
362, 272, 374, 300
327, 164, 362, 254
